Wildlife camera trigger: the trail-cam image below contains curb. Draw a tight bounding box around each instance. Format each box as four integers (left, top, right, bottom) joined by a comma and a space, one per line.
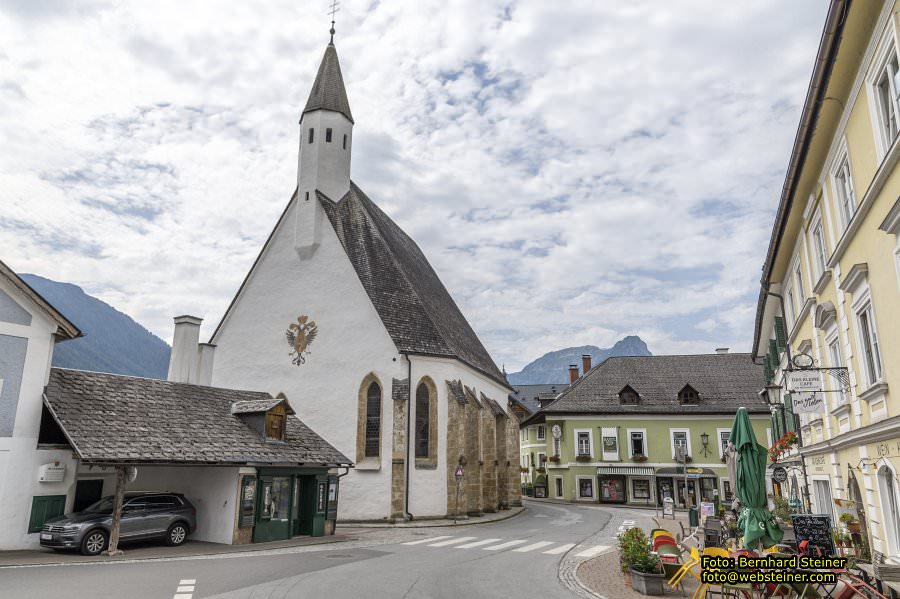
339, 505, 526, 529
0, 535, 356, 569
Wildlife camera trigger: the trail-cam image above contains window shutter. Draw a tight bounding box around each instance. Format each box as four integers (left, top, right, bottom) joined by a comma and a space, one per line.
768, 340, 779, 369
784, 394, 796, 433
764, 356, 774, 384
774, 317, 787, 352
28, 495, 66, 533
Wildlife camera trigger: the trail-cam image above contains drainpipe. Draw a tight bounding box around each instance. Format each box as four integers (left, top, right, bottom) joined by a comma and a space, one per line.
759, 286, 812, 514
404, 355, 413, 520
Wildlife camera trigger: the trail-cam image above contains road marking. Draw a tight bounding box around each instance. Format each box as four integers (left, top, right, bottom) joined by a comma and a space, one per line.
402, 535, 452, 545
174, 595, 192, 599
455, 538, 502, 549
176, 587, 195, 593
428, 536, 477, 547
512, 541, 556, 553
543, 543, 575, 555
575, 544, 610, 558
179, 580, 196, 585
482, 539, 528, 551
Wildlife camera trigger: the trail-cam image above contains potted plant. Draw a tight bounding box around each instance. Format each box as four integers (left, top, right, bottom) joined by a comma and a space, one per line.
632, 454, 648, 463
575, 454, 592, 462
617, 527, 664, 595
840, 512, 861, 534
549, 455, 560, 463
683, 455, 693, 463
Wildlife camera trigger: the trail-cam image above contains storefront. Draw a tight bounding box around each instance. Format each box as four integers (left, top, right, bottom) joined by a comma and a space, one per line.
655, 467, 719, 508
597, 466, 655, 505
249, 470, 336, 543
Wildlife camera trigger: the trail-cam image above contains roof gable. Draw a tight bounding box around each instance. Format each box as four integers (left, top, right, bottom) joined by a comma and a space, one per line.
541, 353, 768, 415
320, 183, 508, 388
0, 260, 80, 339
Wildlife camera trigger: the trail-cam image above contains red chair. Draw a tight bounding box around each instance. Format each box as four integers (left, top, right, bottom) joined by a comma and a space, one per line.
653, 536, 677, 552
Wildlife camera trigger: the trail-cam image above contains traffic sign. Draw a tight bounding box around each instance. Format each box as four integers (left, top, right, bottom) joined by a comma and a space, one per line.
455, 465, 464, 480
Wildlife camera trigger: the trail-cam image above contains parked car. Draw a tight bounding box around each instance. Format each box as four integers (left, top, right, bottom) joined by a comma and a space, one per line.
40, 492, 197, 555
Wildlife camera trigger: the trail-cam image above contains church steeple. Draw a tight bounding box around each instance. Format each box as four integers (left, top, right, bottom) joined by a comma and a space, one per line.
294, 39, 354, 260
301, 43, 353, 124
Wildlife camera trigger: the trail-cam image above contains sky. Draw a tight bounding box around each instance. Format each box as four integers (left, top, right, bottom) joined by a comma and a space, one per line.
0, 0, 827, 371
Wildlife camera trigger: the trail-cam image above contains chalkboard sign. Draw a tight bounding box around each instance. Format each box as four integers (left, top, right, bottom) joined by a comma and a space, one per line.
326, 477, 339, 520
663, 497, 675, 518
791, 514, 835, 556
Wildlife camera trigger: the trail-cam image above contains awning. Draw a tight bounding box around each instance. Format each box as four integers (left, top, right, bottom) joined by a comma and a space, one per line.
597, 466, 656, 476
655, 467, 718, 477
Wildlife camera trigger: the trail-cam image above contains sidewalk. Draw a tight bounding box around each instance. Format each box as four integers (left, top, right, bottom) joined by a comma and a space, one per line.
339, 505, 525, 528
0, 531, 359, 567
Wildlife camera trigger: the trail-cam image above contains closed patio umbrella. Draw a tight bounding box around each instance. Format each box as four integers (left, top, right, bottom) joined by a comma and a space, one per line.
730, 407, 783, 548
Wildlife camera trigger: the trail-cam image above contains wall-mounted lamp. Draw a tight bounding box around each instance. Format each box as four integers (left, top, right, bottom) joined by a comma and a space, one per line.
700, 432, 710, 457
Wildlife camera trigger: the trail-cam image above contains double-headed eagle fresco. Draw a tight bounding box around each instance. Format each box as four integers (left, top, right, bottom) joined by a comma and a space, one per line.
285, 315, 318, 366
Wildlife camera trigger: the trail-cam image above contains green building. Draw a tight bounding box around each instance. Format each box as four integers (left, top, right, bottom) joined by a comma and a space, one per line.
521, 352, 771, 507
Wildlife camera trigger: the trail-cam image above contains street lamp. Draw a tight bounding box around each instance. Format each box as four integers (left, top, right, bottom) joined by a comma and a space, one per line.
700, 432, 710, 457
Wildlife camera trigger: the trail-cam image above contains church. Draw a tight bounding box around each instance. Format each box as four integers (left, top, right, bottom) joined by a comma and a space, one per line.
203, 33, 521, 521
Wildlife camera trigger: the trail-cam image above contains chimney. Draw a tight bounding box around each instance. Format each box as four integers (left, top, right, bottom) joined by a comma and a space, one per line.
195, 343, 217, 386
582, 353, 592, 374
568, 364, 579, 384
715, 347, 730, 354
167, 315, 202, 383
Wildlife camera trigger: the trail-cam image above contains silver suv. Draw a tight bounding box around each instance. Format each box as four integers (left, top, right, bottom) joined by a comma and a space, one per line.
40, 492, 197, 555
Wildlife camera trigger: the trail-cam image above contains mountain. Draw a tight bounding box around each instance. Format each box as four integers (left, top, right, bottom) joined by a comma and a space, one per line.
508, 336, 651, 384
20, 274, 170, 379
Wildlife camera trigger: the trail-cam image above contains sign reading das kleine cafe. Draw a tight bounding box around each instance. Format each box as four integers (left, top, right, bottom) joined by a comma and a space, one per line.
788, 371, 823, 393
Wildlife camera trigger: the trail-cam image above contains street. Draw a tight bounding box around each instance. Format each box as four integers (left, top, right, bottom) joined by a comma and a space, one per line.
0, 501, 654, 599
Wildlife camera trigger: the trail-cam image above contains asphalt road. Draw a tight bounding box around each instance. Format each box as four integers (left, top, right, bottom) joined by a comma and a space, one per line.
0, 501, 655, 599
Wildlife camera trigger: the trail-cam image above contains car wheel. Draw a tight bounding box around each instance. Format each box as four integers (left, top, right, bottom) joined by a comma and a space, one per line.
165, 522, 188, 546
80, 529, 108, 556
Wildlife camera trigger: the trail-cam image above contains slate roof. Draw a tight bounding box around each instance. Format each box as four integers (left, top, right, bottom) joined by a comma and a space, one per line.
302, 43, 353, 124
446, 380, 466, 405
481, 393, 507, 418
43, 368, 351, 466
509, 383, 568, 415
230, 398, 293, 415
320, 183, 509, 388
536, 353, 767, 417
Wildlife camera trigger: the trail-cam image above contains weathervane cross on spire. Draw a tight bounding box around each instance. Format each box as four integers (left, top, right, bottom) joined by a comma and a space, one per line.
328, 0, 340, 44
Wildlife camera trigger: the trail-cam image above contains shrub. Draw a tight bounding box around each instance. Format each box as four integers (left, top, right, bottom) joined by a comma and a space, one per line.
617, 527, 660, 574
772, 496, 793, 521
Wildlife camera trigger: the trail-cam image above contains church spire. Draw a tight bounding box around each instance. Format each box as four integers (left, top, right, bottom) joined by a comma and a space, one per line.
302, 9, 353, 124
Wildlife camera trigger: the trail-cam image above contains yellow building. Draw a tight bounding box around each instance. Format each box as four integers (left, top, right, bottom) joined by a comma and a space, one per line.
754, 0, 900, 564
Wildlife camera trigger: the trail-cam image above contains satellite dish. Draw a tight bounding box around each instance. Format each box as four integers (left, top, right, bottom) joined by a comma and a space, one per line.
125, 466, 138, 483
792, 353, 814, 369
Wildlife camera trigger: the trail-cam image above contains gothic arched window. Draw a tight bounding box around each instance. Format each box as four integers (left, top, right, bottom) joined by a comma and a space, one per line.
364, 381, 381, 458
415, 383, 430, 458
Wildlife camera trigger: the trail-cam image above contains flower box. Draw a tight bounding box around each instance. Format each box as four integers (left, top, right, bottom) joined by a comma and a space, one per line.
632, 454, 648, 463
548, 455, 560, 463
575, 455, 592, 462
631, 569, 666, 595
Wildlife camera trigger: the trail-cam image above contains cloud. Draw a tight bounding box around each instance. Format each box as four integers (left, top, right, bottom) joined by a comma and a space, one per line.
0, 0, 826, 370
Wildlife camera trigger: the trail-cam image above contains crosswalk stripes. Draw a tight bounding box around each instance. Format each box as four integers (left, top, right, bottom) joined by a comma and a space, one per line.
428, 536, 477, 547
512, 541, 556, 553
542, 543, 575, 555
398, 535, 609, 559
402, 535, 452, 545
575, 544, 610, 558
455, 538, 502, 549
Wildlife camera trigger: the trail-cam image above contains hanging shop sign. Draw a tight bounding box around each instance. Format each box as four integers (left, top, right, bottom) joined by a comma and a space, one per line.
788, 371, 823, 393
791, 392, 826, 414
772, 466, 788, 483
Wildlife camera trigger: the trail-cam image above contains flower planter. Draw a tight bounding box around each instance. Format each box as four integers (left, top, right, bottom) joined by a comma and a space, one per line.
848, 522, 862, 534
575, 455, 592, 462
632, 455, 648, 463
631, 569, 666, 595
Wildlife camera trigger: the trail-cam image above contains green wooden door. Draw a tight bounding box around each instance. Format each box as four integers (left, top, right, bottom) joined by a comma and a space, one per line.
28, 495, 66, 533
252, 476, 294, 542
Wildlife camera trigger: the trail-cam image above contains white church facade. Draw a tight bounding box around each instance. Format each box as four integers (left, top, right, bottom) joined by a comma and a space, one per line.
207, 38, 521, 521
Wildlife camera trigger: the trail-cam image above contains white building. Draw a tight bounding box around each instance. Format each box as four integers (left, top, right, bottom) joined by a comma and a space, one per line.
208, 37, 521, 521
0, 260, 81, 549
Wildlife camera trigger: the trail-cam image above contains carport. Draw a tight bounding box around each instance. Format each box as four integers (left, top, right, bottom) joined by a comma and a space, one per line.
40, 368, 351, 553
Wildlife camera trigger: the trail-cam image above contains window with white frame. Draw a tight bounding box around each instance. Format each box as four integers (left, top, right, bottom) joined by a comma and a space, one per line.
874, 45, 900, 149
552, 437, 561, 457
537, 425, 546, 440
857, 303, 883, 385
554, 477, 563, 498
630, 431, 645, 457
811, 221, 828, 278
827, 336, 847, 404
577, 477, 594, 499
718, 430, 730, 458
576, 431, 591, 456
795, 263, 805, 305
833, 155, 857, 229
538, 452, 547, 468
786, 287, 796, 326
671, 429, 690, 459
